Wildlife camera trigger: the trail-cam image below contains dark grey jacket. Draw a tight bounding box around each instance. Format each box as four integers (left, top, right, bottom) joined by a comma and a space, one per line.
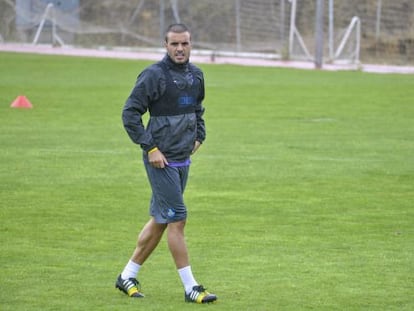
122, 55, 206, 163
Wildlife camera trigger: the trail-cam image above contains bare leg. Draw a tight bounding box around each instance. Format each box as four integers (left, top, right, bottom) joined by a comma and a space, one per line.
167, 220, 190, 269
131, 217, 167, 265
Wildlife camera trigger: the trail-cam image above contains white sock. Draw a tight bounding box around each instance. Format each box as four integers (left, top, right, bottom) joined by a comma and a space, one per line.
178, 266, 198, 294
121, 260, 141, 280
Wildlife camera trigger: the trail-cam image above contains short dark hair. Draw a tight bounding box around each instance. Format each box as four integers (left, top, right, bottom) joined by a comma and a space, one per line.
164, 23, 190, 42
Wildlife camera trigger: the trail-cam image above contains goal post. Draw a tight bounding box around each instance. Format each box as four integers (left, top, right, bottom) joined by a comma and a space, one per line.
288, 0, 361, 67
32, 3, 65, 46
333, 16, 361, 64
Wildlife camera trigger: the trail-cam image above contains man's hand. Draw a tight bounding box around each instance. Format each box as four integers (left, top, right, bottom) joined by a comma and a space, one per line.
148, 148, 169, 168
191, 141, 201, 154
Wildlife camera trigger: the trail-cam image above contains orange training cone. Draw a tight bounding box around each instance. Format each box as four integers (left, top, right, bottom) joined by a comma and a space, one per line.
10, 95, 33, 109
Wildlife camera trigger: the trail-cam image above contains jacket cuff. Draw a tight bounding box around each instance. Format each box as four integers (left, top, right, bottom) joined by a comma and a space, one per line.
142, 144, 157, 152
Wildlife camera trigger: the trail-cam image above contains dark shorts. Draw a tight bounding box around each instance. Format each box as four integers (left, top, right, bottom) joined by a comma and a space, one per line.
144, 161, 189, 224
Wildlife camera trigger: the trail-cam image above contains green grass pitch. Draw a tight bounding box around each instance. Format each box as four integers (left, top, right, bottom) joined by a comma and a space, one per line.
1, 52, 413, 310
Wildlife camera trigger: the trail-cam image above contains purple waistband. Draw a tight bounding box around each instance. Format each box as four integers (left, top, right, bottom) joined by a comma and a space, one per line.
167, 159, 191, 167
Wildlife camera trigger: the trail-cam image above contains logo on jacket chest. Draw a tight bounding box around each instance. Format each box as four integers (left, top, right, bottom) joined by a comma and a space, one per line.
178, 95, 196, 107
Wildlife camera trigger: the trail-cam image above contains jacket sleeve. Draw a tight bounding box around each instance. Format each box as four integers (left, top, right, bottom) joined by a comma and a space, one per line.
122, 66, 163, 151
195, 70, 206, 143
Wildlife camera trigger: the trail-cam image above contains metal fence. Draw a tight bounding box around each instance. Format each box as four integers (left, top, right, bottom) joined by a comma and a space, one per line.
1, 0, 413, 65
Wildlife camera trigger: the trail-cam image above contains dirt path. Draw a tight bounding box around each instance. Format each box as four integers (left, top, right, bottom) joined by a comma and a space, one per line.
1, 43, 413, 74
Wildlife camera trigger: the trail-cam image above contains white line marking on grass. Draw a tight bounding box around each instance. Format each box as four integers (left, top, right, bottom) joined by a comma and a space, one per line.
37, 148, 128, 155
309, 156, 380, 162
308, 118, 336, 122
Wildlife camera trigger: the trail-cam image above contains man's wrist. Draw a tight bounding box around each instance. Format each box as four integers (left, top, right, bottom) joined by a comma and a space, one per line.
148, 147, 158, 154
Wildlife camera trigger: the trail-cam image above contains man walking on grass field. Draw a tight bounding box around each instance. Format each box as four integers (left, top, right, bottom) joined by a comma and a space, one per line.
116, 23, 217, 304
